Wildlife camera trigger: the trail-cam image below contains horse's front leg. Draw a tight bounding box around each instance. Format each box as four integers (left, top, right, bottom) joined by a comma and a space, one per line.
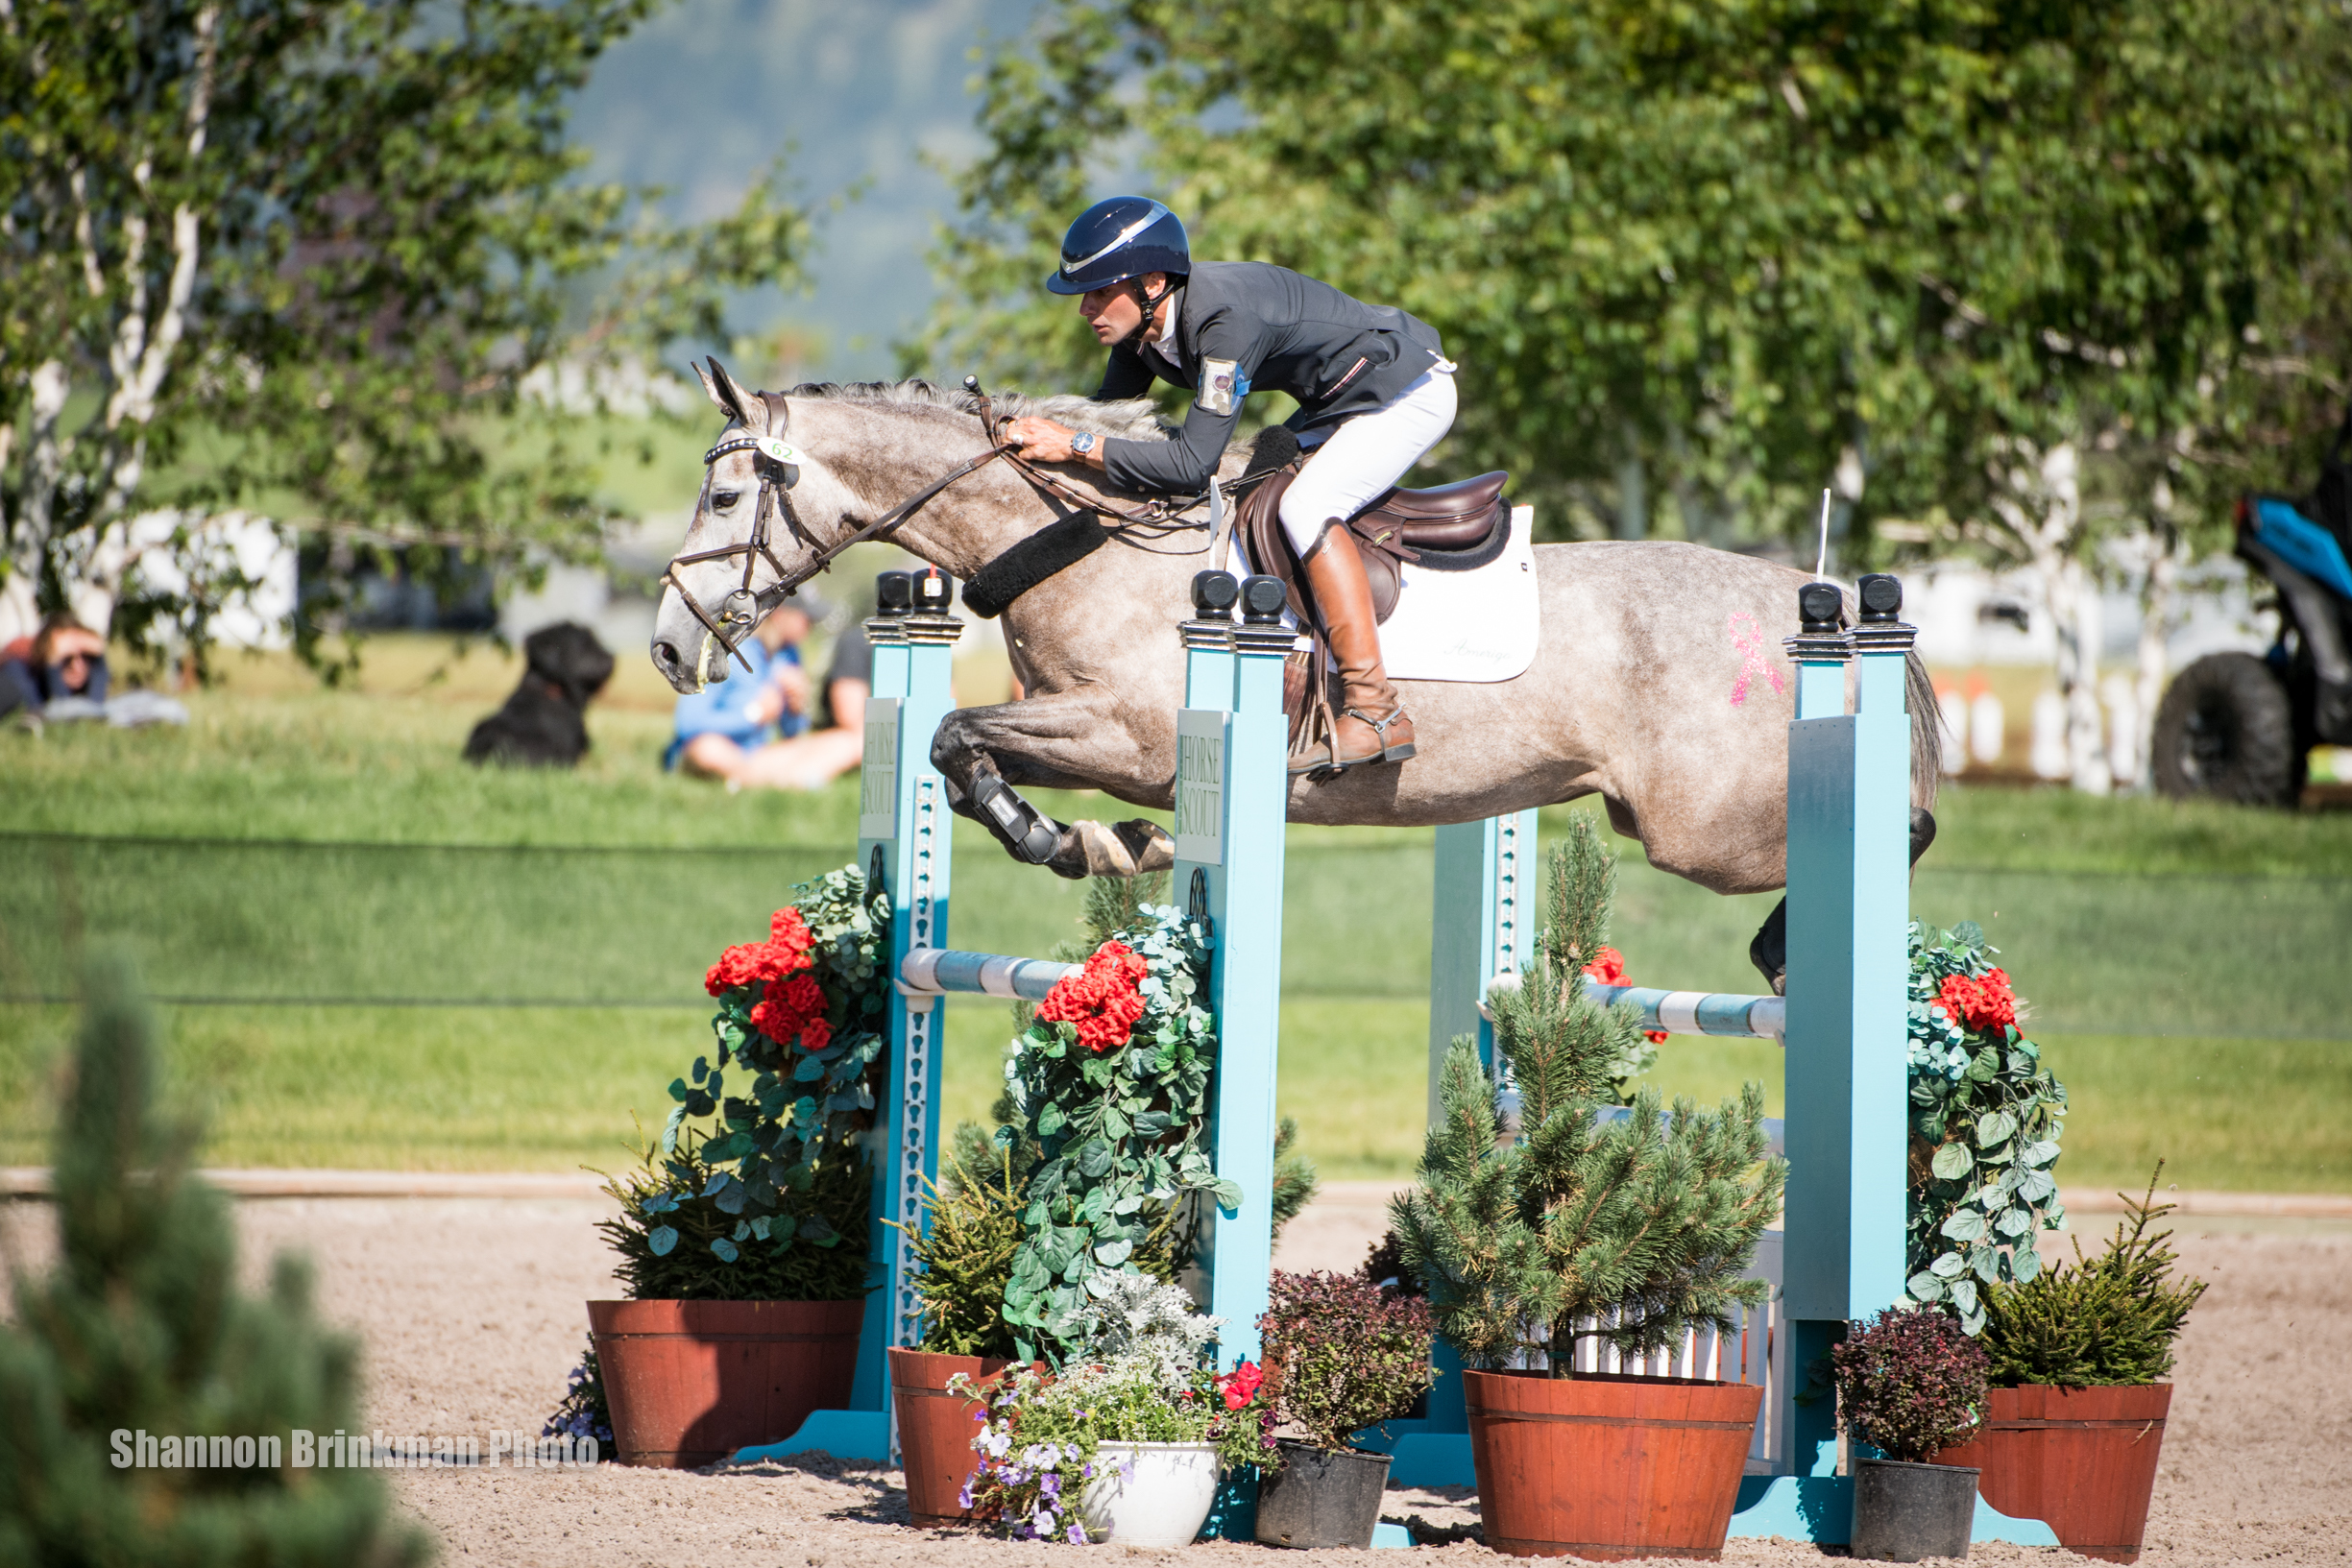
931, 694, 1175, 880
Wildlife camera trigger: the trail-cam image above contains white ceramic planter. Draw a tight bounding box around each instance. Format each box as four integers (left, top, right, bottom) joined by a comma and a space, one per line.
1078, 1440, 1220, 1547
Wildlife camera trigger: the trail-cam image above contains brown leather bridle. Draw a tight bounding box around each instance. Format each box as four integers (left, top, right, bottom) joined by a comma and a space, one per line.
660, 375, 1198, 681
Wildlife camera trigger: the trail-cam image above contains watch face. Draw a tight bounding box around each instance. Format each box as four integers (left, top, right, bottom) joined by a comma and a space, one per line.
1073, 430, 1096, 454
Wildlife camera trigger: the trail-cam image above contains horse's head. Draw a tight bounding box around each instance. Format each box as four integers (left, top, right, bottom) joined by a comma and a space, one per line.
650, 357, 868, 693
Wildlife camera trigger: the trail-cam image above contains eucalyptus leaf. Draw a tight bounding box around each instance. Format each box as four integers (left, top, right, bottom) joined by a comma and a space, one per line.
1931, 1142, 1975, 1180
648, 1225, 678, 1257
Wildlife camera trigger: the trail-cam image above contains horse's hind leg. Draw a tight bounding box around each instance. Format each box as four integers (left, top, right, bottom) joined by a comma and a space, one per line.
1747, 807, 1940, 993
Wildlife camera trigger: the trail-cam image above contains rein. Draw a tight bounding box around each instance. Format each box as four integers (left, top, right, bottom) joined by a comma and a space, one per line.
661, 376, 1200, 678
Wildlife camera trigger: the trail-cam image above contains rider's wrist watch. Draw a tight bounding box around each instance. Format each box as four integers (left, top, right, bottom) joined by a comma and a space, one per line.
1070, 429, 1097, 456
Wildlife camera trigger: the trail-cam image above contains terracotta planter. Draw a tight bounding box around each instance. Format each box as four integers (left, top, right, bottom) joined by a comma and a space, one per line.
1466, 1369, 1762, 1560
887, 1347, 1016, 1526
1934, 1384, 2171, 1563
588, 1298, 861, 1467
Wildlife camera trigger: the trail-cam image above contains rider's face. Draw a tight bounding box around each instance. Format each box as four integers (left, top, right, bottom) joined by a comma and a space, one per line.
1079, 274, 1165, 346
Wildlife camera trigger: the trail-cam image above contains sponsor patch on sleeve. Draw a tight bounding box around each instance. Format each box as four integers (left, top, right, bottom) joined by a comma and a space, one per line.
1197, 358, 1249, 417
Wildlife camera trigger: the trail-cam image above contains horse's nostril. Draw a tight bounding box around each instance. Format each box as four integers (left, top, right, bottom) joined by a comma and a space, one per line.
653, 639, 681, 671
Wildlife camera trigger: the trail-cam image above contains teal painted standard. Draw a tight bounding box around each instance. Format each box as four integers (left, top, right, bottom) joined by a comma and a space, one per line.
1175, 574, 1294, 1372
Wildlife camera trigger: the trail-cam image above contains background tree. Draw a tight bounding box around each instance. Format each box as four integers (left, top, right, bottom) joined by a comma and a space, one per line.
920, 0, 2351, 790
0, 0, 812, 672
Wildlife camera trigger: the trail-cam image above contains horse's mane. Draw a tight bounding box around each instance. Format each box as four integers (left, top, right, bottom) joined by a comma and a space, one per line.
781, 378, 1174, 444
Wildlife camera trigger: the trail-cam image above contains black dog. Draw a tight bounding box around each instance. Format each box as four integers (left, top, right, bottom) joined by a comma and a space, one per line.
464, 622, 616, 767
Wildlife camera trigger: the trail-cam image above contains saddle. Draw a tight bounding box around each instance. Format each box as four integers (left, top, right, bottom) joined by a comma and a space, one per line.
1235, 441, 1510, 627
1229, 427, 1511, 743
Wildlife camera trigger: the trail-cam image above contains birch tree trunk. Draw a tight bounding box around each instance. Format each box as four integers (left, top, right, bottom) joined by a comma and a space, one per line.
1988, 438, 2110, 794
2133, 518, 2187, 792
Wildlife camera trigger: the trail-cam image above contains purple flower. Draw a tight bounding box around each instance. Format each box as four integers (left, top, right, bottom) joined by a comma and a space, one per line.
1066, 1523, 1088, 1544
1080, 1463, 1094, 1479
956, 1484, 974, 1509
1039, 1473, 1061, 1499
1031, 1508, 1056, 1535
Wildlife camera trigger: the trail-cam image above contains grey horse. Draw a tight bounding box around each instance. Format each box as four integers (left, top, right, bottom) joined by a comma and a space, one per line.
650, 365, 1939, 986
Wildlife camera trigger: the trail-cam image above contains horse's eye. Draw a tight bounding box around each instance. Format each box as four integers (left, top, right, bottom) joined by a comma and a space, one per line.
712, 490, 741, 510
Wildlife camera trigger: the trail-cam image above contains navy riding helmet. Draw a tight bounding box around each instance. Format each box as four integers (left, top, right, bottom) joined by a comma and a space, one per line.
1045, 196, 1191, 296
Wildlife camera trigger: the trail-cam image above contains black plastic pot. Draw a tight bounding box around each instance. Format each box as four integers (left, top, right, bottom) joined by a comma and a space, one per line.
1253, 1440, 1393, 1549
1852, 1458, 1981, 1561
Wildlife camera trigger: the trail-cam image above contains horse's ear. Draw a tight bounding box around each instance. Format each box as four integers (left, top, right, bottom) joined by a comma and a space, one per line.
696, 357, 758, 428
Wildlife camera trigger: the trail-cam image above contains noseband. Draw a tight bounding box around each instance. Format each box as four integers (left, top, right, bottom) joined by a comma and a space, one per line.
661, 378, 1199, 679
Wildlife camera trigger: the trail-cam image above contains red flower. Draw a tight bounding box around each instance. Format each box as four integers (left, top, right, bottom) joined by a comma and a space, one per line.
795, 1015, 833, 1053
770, 906, 814, 953
1935, 969, 2019, 1033
1581, 947, 1669, 1044
1034, 940, 1150, 1053
1218, 1361, 1264, 1411
706, 910, 817, 998
1581, 946, 1632, 988
781, 973, 824, 1014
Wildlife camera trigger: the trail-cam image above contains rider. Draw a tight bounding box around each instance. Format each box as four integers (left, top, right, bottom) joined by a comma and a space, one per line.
1003, 196, 1456, 774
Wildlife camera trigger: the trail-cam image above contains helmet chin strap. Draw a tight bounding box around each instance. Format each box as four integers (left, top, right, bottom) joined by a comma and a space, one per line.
1111, 277, 1176, 353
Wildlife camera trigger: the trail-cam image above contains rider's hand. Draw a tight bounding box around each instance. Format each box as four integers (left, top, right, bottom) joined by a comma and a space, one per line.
1004, 416, 1098, 468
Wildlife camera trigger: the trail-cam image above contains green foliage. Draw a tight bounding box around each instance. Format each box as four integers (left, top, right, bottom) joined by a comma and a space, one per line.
1261, 1270, 1437, 1453
0, 0, 813, 669
596, 1126, 868, 1303
1978, 1167, 2209, 1388
603, 862, 890, 1298
0, 955, 427, 1566
921, 0, 2352, 566
1392, 818, 1784, 1372
897, 1140, 1027, 1358
958, 1273, 1278, 1538
1001, 902, 1220, 1361
1831, 1307, 1990, 1465
1903, 922, 2069, 1332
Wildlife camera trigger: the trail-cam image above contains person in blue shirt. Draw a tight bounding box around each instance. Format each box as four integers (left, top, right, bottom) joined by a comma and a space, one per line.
1, 613, 109, 717
667, 599, 816, 781
667, 597, 877, 789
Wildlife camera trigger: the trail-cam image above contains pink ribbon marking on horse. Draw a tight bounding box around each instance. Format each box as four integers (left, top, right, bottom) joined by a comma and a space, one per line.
1727, 612, 1785, 707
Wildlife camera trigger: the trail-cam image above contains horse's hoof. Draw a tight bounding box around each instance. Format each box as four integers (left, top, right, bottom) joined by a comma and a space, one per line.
1073, 819, 1141, 879
1112, 820, 1175, 874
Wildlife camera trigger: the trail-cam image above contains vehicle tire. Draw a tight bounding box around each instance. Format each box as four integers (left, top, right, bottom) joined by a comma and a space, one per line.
2150, 653, 2298, 805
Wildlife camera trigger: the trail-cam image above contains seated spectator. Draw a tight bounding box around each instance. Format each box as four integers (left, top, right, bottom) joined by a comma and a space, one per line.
1, 614, 109, 716
667, 603, 873, 791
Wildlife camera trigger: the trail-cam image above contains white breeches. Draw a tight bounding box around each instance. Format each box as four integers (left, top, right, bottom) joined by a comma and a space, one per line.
1277, 361, 1459, 554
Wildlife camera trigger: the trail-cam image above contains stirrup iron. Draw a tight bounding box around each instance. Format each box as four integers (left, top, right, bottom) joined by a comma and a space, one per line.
1347, 705, 1417, 764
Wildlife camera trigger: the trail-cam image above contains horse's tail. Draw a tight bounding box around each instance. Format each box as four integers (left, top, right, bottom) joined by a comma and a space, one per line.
1905, 649, 1943, 814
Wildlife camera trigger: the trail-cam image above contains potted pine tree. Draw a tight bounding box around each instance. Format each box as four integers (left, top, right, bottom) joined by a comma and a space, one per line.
1393, 818, 1785, 1561
589, 868, 885, 1467
1934, 1169, 2207, 1563
888, 1133, 1027, 1525
1253, 1269, 1437, 1549
1832, 1308, 1990, 1561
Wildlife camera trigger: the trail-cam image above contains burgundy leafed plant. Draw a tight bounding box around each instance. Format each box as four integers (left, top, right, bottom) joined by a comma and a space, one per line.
1260, 1269, 1438, 1453
1831, 1308, 1990, 1464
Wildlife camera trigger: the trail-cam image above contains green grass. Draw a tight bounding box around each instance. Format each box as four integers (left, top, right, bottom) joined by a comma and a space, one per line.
3, 645, 2349, 1194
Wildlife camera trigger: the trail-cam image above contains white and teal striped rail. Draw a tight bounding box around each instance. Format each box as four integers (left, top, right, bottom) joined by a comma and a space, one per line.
1582, 983, 1786, 1040
897, 948, 1076, 1001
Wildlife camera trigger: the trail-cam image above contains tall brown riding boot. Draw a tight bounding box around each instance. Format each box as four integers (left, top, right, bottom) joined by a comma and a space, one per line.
1290, 523, 1417, 775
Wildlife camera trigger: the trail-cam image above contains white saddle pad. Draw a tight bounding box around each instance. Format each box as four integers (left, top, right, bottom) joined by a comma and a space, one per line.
1233, 504, 1541, 683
